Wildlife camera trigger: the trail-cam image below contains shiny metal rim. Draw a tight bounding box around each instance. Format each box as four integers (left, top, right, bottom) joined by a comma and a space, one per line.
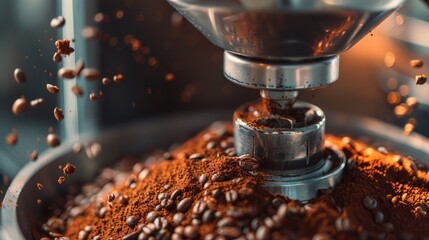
262, 140, 346, 202
223, 51, 339, 90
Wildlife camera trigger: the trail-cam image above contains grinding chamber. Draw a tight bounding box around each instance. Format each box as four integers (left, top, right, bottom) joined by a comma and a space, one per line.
166, 0, 406, 200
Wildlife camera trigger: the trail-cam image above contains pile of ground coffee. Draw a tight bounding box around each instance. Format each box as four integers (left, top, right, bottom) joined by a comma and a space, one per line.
42, 122, 429, 240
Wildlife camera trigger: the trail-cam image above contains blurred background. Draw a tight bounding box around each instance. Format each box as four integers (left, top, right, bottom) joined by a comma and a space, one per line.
1, 0, 429, 198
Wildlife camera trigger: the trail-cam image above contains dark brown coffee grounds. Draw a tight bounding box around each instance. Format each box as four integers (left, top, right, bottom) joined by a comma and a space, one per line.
42, 123, 429, 240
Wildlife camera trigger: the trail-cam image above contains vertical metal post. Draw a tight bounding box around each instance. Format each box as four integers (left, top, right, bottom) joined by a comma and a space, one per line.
59, 0, 99, 141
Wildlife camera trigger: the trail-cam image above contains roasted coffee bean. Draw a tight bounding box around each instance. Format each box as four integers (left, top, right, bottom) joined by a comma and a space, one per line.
72, 85, 84, 96
206, 141, 217, 150
102, 77, 111, 86
53, 52, 62, 62
163, 152, 173, 160
225, 147, 236, 156
202, 209, 214, 223
170, 189, 183, 200
78, 230, 89, 240
171, 233, 183, 240
29, 150, 38, 161
227, 206, 246, 218
58, 68, 76, 79
47, 133, 61, 147
363, 196, 377, 210
74, 59, 85, 76
154, 204, 162, 211
108, 193, 115, 202
211, 173, 226, 182
127, 216, 137, 228
161, 198, 174, 209
239, 187, 254, 197
335, 217, 351, 231
30, 98, 44, 108
212, 188, 222, 199
192, 218, 202, 226
416, 74, 427, 85
89, 93, 98, 101
199, 174, 208, 185
147, 211, 158, 222
84, 226, 93, 232
14, 68, 26, 84
271, 198, 285, 209
158, 192, 168, 201
217, 226, 242, 239
12, 96, 27, 115
203, 182, 211, 189
416, 205, 427, 216
82, 68, 101, 81
193, 200, 207, 215
114, 74, 124, 83
238, 155, 260, 171
138, 169, 150, 181
312, 233, 332, 240
410, 59, 423, 68
82, 26, 100, 39
118, 195, 129, 206
54, 107, 64, 122
374, 211, 384, 224
173, 213, 185, 225
51, 16, 66, 28
189, 153, 204, 160
183, 225, 199, 239
255, 225, 270, 240
203, 233, 215, 240
97, 207, 107, 218
47, 84, 60, 94
402, 193, 408, 201
217, 217, 235, 227
391, 196, 400, 204
225, 190, 238, 203
6, 129, 18, 145
122, 231, 140, 240
177, 197, 192, 213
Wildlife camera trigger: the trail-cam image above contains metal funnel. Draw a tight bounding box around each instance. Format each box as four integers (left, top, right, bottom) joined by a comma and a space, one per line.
167, 0, 405, 60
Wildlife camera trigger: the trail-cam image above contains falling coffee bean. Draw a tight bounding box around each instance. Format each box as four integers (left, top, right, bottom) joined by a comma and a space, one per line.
82, 68, 100, 81
75, 59, 85, 76
102, 77, 111, 86
58, 68, 76, 79
12, 96, 27, 115
53, 52, 62, 63
113, 74, 124, 83
47, 84, 60, 94
14, 68, 26, 84
72, 85, 84, 96
53, 107, 64, 122
29, 150, 39, 161
415, 74, 427, 85
89, 93, 98, 101
50, 16, 66, 28
30, 98, 44, 108
410, 59, 423, 68
47, 133, 60, 147
6, 129, 18, 146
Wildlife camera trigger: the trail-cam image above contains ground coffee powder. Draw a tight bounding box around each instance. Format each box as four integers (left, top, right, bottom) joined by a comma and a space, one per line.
42, 122, 429, 240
